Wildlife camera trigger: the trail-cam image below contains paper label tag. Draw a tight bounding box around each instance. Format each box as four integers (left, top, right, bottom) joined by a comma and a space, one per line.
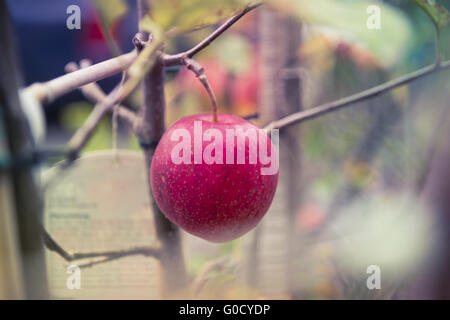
43, 150, 159, 299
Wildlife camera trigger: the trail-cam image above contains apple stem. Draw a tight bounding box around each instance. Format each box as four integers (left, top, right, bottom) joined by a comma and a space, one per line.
185, 58, 219, 122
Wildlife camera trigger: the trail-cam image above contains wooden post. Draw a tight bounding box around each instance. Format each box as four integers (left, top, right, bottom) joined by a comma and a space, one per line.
136, 0, 187, 297
245, 8, 303, 297
0, 0, 48, 299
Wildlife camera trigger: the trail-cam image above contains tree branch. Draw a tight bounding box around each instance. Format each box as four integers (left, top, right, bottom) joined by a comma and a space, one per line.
135, 0, 188, 296
264, 60, 450, 131
163, 3, 262, 66
27, 50, 137, 105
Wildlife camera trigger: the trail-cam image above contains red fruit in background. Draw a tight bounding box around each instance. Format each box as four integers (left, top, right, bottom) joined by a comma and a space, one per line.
230, 59, 259, 114
295, 203, 326, 231
150, 114, 278, 242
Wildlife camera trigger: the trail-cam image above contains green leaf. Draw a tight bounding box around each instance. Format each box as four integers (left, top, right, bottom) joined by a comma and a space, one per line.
411, 0, 450, 29
269, 0, 413, 67
149, 0, 246, 31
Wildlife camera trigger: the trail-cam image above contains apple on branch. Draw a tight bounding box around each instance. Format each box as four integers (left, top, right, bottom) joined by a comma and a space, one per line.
150, 113, 279, 242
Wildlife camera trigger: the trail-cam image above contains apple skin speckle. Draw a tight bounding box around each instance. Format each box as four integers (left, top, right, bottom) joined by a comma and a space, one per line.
150, 114, 279, 242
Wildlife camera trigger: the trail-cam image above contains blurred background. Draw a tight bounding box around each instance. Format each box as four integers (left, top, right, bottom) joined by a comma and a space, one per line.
2, 0, 450, 299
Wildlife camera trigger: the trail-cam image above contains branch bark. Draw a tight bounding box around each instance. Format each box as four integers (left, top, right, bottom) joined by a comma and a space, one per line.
136, 0, 187, 297
27, 50, 137, 105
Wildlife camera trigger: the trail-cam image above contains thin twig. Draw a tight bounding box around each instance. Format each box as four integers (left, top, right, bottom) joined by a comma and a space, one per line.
184, 58, 219, 122
163, 3, 262, 66
65, 60, 139, 129
243, 113, 259, 120
65, 84, 122, 157
41, 226, 73, 261
76, 256, 128, 269
71, 246, 160, 260
65, 61, 137, 157
112, 104, 119, 157
264, 60, 450, 131
42, 223, 160, 264
72, 245, 160, 268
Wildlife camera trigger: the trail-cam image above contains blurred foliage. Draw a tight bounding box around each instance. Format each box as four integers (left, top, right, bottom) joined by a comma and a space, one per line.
333, 193, 433, 279
269, 0, 413, 68
139, 14, 163, 37
293, 0, 434, 206
211, 33, 252, 75
91, 0, 128, 28
148, 0, 246, 31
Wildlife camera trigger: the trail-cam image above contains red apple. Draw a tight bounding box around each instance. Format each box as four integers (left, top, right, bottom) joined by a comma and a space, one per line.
150, 113, 278, 242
